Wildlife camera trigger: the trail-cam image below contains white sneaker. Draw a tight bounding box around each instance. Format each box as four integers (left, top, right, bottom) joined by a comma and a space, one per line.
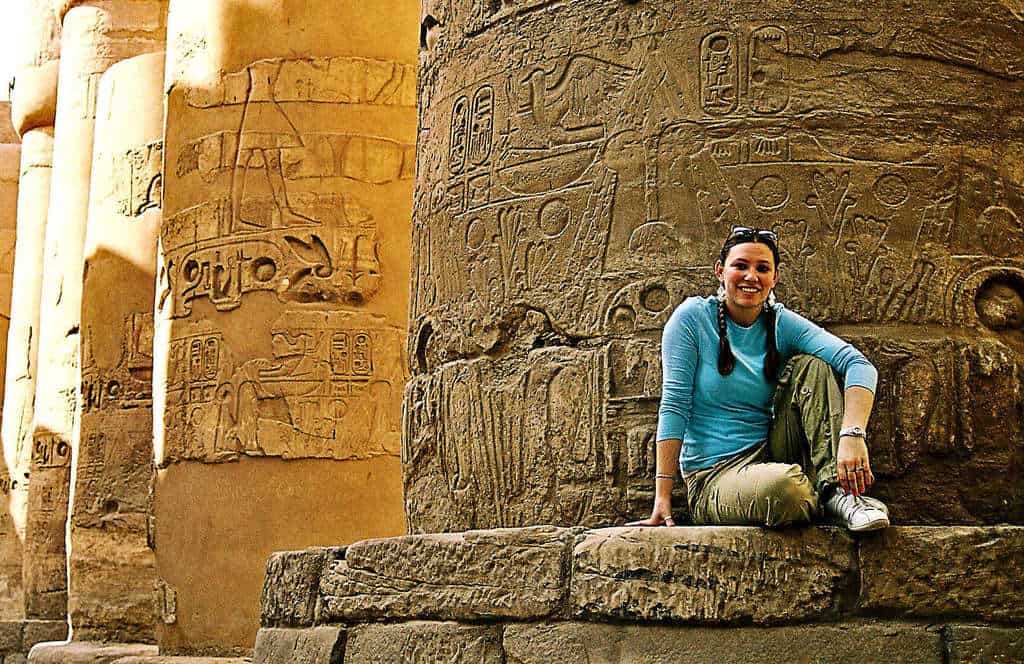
824, 488, 890, 532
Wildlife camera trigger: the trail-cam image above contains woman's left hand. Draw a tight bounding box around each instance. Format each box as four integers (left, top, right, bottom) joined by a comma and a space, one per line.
837, 435, 873, 496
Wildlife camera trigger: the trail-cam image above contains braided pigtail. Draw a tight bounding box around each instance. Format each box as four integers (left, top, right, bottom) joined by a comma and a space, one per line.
763, 300, 780, 380
717, 296, 735, 375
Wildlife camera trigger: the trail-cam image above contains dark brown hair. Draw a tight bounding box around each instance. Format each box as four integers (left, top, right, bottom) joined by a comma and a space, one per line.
716, 231, 781, 381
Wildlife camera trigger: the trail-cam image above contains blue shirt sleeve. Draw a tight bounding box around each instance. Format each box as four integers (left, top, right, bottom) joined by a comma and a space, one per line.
777, 307, 878, 393
657, 299, 701, 441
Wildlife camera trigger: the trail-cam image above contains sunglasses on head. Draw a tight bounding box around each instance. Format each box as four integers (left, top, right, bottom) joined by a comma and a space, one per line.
729, 226, 778, 243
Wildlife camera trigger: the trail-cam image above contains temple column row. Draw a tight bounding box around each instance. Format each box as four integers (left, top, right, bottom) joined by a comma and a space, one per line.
0, 0, 417, 657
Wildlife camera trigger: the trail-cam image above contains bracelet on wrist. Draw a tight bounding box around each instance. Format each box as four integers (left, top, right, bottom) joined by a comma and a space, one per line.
655, 473, 674, 480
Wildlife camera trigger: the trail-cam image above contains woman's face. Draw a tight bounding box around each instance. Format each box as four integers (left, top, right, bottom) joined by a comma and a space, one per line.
715, 242, 780, 315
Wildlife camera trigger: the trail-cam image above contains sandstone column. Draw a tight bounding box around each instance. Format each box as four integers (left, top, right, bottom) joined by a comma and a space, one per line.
0, 109, 22, 622
69, 50, 165, 644
155, 0, 417, 653
406, 1, 1024, 530
27, 1, 166, 621
2, 0, 62, 630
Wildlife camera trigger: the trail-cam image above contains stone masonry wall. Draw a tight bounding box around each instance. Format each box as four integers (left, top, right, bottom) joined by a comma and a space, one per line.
254, 525, 1024, 663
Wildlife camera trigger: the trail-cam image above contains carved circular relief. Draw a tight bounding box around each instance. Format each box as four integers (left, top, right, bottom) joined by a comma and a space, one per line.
539, 199, 571, 238
872, 174, 910, 208
608, 305, 636, 334
975, 276, 1024, 331
708, 35, 730, 53
251, 257, 277, 282
640, 285, 670, 313
749, 174, 789, 211
977, 206, 1023, 257
183, 259, 201, 282
466, 217, 486, 250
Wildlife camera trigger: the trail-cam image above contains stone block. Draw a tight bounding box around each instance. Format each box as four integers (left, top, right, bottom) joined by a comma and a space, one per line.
253, 627, 344, 664
0, 623, 21, 654
319, 526, 572, 622
27, 642, 158, 663
504, 621, 943, 664
571, 526, 856, 624
860, 527, 1024, 622
113, 658, 251, 663
20, 621, 66, 649
261, 547, 342, 627
343, 622, 501, 664
947, 625, 1024, 664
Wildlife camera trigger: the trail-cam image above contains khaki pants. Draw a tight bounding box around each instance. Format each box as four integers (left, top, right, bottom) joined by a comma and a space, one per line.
684, 355, 845, 527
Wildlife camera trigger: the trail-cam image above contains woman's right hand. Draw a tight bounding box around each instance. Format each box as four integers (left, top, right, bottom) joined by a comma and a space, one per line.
626, 496, 676, 527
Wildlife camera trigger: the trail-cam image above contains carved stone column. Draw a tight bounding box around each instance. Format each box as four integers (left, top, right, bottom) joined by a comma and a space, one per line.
0, 117, 22, 621
27, 1, 166, 621
69, 50, 164, 644
1, 0, 63, 627
406, 1, 1024, 531
155, 0, 417, 653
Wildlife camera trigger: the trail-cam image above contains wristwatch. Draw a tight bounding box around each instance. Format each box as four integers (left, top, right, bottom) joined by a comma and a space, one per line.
839, 426, 867, 439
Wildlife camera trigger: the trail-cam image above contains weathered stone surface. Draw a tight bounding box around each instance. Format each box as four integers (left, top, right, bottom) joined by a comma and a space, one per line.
319, 526, 572, 622
0, 144, 21, 622
504, 621, 943, 664
408, 0, 1024, 530
0, 127, 53, 613
572, 526, 856, 624
154, 0, 416, 652
20, 621, 66, 649
860, 527, 1024, 622
5, 654, 28, 664
27, 642, 157, 663
947, 626, 1024, 664
343, 622, 501, 664
10, 63, 58, 137
0, 104, 16, 145
253, 627, 344, 664
27, 1, 167, 620
69, 49, 164, 645
261, 547, 341, 627
113, 658, 251, 663
404, 348, 629, 531
0, 622, 21, 654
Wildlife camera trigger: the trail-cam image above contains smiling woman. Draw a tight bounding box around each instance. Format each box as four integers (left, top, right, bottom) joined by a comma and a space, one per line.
629, 225, 891, 534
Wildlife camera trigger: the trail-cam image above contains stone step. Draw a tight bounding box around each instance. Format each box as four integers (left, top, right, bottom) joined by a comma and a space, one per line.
27, 642, 157, 663
25, 642, 252, 664
0, 621, 68, 661
260, 525, 1024, 629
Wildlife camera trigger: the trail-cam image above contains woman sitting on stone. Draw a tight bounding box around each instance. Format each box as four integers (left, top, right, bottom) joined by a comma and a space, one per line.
629, 226, 890, 532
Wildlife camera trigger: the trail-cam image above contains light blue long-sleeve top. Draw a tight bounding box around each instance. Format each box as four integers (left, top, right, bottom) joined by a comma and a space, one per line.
657, 296, 878, 473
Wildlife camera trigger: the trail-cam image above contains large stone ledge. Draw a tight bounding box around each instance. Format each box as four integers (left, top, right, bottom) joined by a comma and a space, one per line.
27, 642, 157, 663
251, 621, 1024, 663
504, 621, 943, 664
342, 622, 502, 664
262, 526, 574, 627
946, 625, 1024, 663
860, 527, 1024, 623
260, 525, 1024, 631
571, 527, 856, 624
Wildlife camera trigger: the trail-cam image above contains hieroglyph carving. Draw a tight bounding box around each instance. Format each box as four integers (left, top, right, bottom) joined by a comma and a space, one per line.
163, 312, 404, 464
411, 10, 1024, 527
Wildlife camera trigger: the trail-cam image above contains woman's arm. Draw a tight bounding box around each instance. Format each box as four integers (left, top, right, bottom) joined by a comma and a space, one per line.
628, 300, 702, 526
627, 438, 681, 526
780, 308, 880, 496
838, 385, 875, 496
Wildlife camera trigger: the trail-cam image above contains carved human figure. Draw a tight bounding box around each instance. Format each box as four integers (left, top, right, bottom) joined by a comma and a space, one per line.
232, 60, 315, 231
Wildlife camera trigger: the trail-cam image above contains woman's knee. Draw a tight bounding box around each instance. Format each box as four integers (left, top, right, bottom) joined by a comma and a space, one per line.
759, 464, 817, 527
